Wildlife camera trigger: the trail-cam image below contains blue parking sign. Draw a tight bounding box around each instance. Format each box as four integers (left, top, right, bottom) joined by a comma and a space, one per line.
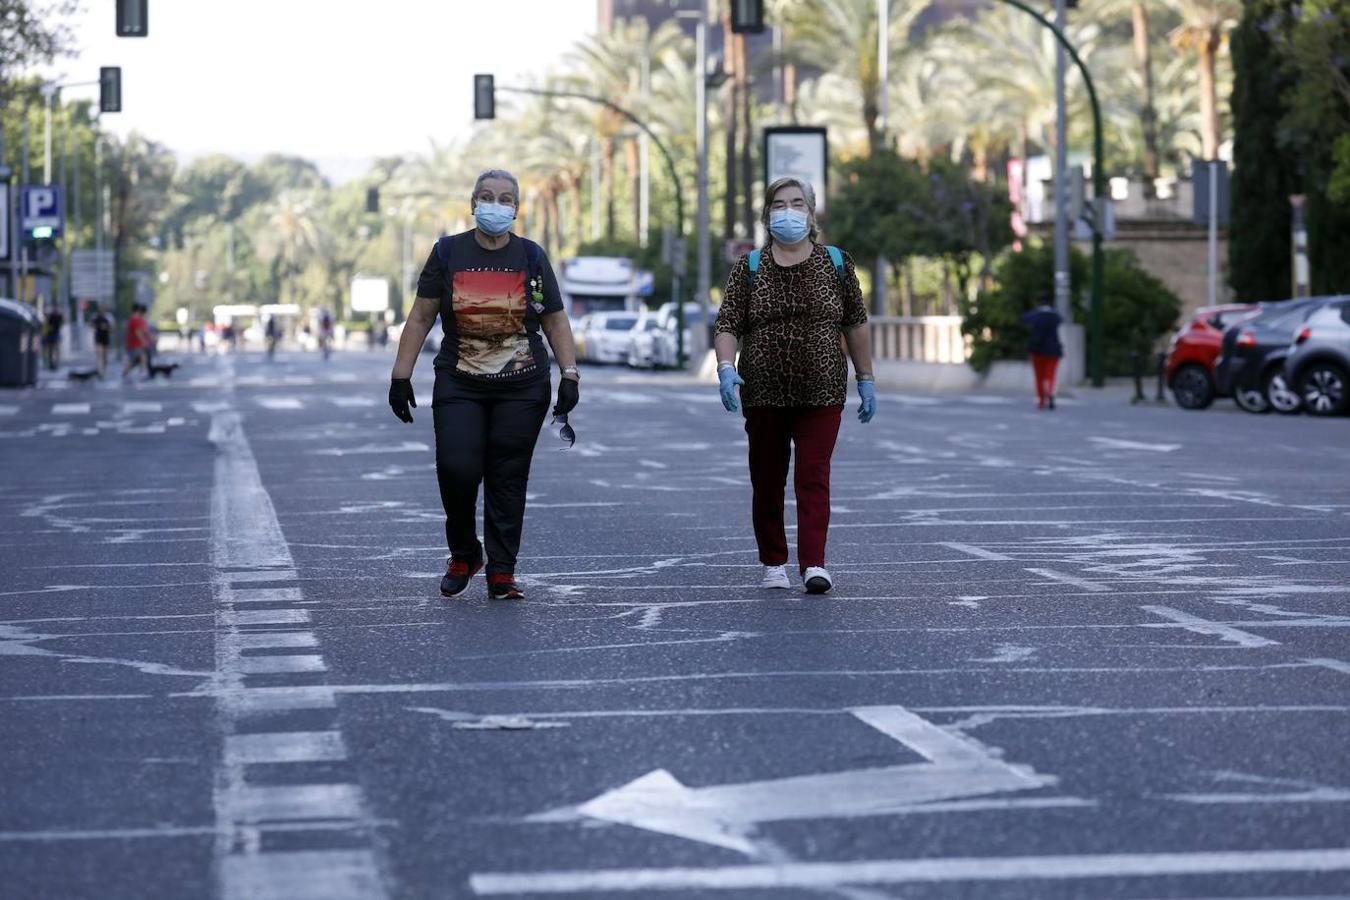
21, 185, 63, 238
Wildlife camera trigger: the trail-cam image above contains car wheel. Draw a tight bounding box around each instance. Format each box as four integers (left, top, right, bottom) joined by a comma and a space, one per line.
1298, 362, 1349, 416
1170, 364, 1214, 410
1262, 370, 1302, 414
1233, 384, 1271, 414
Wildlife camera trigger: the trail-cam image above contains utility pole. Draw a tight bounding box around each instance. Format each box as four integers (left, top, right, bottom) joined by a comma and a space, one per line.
1053, 0, 1071, 322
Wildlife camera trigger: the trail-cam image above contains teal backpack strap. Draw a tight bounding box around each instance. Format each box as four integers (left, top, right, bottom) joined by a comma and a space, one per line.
825, 245, 845, 281
747, 249, 761, 290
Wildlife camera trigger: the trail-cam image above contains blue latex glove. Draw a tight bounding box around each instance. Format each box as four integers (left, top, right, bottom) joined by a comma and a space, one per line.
856, 379, 876, 423
718, 365, 745, 412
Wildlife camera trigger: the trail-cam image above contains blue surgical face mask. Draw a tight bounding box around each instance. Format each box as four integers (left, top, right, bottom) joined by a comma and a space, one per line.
769, 208, 809, 244
474, 201, 516, 236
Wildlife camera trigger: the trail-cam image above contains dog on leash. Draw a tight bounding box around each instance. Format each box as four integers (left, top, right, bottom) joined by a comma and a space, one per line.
146, 362, 180, 380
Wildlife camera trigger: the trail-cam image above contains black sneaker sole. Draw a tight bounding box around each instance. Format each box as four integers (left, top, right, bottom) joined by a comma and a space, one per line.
804, 577, 832, 595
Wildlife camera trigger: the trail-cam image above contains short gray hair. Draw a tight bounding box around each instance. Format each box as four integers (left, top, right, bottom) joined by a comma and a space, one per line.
760, 177, 819, 245
471, 169, 520, 206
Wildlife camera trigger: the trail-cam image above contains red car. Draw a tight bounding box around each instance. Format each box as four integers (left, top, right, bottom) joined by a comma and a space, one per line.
1165, 304, 1260, 409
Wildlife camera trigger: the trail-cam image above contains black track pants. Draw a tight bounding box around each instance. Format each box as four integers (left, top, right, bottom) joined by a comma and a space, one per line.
432, 375, 550, 574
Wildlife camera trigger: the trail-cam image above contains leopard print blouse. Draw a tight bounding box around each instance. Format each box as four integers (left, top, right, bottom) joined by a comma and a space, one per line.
714, 243, 868, 408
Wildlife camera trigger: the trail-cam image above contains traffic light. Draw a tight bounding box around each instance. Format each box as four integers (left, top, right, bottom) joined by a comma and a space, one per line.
474, 74, 495, 120
366, 187, 380, 214
117, 0, 148, 37
730, 0, 765, 33
100, 67, 122, 113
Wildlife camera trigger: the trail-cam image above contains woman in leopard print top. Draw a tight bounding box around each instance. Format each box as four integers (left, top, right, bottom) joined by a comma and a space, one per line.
713, 177, 876, 596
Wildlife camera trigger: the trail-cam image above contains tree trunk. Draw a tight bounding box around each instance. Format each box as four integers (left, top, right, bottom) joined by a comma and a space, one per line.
602, 135, 617, 241
738, 33, 754, 238
625, 136, 641, 243
571, 174, 585, 250
1132, 2, 1161, 193
723, 13, 738, 242
1198, 27, 1222, 160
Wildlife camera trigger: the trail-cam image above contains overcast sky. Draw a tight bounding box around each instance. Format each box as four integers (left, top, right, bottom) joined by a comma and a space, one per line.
38, 0, 595, 182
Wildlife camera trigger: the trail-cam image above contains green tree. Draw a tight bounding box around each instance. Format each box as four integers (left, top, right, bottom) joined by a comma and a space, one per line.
1229, 0, 1295, 301
963, 241, 1181, 376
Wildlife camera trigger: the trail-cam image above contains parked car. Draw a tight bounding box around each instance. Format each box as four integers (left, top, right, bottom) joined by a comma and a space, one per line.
1165, 304, 1260, 409
1216, 299, 1333, 415
1284, 296, 1350, 416
580, 312, 640, 365
572, 314, 593, 361
627, 316, 666, 369
649, 301, 710, 368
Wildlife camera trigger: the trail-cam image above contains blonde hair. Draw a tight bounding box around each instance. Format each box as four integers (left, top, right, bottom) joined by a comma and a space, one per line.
760, 177, 819, 245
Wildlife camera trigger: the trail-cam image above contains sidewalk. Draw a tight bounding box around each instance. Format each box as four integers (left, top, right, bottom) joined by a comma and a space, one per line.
691, 349, 1149, 408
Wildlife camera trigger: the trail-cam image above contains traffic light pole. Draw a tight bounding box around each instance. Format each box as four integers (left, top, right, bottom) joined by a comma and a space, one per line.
997, 0, 1105, 388
493, 84, 690, 366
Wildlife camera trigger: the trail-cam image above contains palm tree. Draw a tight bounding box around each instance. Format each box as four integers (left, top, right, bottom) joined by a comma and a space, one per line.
771, 0, 934, 156
259, 191, 326, 306
1166, 0, 1241, 160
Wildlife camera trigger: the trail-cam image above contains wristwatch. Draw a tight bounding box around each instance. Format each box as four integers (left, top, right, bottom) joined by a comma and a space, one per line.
561, 365, 580, 380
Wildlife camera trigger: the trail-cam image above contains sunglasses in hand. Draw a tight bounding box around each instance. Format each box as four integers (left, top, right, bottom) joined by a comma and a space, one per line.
551, 414, 576, 449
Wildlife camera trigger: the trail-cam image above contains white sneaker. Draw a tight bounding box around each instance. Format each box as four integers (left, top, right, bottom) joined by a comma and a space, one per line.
759, 564, 790, 589
803, 566, 833, 595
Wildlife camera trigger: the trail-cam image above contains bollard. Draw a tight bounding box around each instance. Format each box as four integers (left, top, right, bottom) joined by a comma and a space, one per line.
1130, 350, 1145, 404
1156, 351, 1168, 404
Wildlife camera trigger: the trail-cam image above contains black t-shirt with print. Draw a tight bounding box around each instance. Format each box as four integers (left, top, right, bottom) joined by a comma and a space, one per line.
416, 231, 564, 386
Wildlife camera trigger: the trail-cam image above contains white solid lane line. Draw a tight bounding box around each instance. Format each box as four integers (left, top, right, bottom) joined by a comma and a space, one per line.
470, 847, 1350, 895
52, 403, 91, 415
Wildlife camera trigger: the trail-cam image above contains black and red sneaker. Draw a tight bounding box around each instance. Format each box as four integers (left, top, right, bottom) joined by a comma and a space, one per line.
487, 573, 524, 600
440, 554, 483, 598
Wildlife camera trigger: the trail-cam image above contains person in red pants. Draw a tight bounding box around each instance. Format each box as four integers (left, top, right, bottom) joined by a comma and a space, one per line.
1021, 293, 1064, 409
713, 177, 876, 595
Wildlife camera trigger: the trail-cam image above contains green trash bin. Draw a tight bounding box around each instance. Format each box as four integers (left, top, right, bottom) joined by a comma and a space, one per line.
0, 299, 43, 387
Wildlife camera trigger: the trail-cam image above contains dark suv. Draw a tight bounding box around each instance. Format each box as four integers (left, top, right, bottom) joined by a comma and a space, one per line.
1285, 297, 1350, 416
1215, 299, 1331, 415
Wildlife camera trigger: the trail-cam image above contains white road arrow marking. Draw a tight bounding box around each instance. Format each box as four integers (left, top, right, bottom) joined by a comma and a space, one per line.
566, 706, 1057, 855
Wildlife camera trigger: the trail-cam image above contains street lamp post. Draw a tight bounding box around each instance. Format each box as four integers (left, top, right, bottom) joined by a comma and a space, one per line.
997, 0, 1105, 387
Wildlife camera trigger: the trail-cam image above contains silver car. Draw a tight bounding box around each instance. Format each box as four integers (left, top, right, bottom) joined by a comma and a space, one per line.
1284, 297, 1350, 416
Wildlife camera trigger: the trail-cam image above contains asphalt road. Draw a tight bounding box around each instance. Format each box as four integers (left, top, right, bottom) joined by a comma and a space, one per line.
2, 348, 1348, 900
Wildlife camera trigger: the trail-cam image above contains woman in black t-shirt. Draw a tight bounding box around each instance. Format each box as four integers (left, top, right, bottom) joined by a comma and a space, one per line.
91, 306, 113, 377
387, 169, 581, 601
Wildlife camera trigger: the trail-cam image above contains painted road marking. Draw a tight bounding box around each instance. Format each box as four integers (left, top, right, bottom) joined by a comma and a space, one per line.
257, 397, 304, 410
1024, 568, 1112, 593
331, 397, 377, 407
224, 731, 347, 765
235, 632, 318, 651
121, 401, 163, 414
223, 608, 311, 627
222, 850, 386, 900
1140, 605, 1279, 647
210, 410, 386, 899
563, 706, 1057, 855
51, 403, 90, 415
193, 401, 233, 414
1089, 436, 1181, 453
0, 404, 18, 416
238, 655, 328, 675
469, 848, 1350, 895
942, 542, 1013, 561
235, 784, 365, 823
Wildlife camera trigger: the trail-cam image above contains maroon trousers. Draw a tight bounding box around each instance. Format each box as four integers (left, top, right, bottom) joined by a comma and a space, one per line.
743, 405, 844, 574
1030, 353, 1060, 406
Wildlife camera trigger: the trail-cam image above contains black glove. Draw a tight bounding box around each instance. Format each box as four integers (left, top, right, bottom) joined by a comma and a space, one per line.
389, 378, 417, 423
554, 377, 579, 417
